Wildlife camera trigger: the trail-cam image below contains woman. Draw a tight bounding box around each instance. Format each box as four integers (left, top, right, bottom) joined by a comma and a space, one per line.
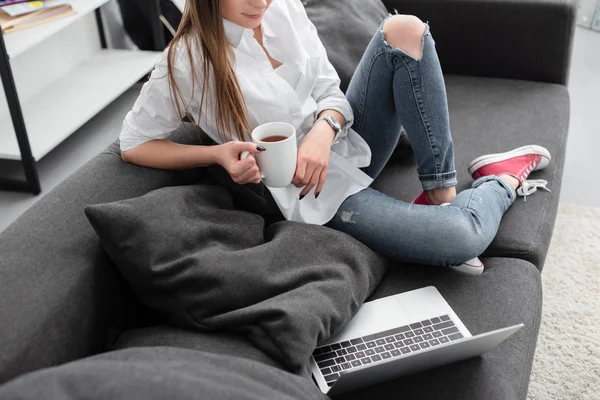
120, 0, 551, 275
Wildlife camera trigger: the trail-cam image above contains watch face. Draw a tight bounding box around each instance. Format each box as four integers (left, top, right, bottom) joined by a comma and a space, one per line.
326, 115, 341, 130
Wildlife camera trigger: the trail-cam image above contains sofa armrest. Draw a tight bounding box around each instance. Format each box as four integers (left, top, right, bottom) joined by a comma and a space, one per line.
0, 126, 203, 384
382, 0, 576, 85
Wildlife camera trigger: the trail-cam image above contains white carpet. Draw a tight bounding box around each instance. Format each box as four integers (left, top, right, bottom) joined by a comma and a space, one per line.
527, 203, 600, 400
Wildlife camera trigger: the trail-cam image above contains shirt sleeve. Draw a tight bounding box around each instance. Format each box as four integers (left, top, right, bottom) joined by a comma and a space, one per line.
119, 45, 200, 152
303, 11, 354, 142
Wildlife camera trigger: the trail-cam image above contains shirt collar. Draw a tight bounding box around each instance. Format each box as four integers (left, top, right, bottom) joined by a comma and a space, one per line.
223, 18, 249, 48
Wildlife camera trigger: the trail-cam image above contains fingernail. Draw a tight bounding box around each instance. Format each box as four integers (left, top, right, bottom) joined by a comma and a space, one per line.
299, 194, 305, 200
257, 145, 266, 152
315, 192, 320, 199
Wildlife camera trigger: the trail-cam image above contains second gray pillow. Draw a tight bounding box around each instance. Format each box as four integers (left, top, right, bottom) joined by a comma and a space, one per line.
305, 0, 389, 92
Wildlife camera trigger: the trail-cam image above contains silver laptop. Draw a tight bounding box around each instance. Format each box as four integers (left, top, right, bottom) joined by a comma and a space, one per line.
310, 286, 523, 396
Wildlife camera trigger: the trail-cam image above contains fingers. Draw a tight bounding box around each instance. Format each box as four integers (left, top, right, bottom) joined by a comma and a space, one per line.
299, 168, 320, 198
231, 153, 261, 184
237, 153, 257, 170
297, 157, 316, 195
295, 152, 329, 198
237, 167, 262, 184
234, 142, 265, 157
232, 161, 261, 184
314, 167, 327, 198
292, 157, 307, 188
232, 143, 264, 184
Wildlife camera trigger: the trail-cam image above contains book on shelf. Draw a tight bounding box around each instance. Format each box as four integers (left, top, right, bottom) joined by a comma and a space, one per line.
2, 0, 71, 17
0, 0, 34, 7
0, 3, 75, 33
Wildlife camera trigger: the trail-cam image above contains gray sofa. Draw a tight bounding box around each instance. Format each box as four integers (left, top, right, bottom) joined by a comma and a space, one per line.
0, 0, 575, 398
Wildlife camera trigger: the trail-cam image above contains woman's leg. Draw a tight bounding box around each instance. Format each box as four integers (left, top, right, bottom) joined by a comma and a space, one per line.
328, 144, 552, 266
331, 177, 517, 265
346, 14, 457, 198
330, 15, 550, 266
328, 177, 515, 265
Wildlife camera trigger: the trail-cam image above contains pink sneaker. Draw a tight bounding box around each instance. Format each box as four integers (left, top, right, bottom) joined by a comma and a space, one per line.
411, 191, 453, 206
468, 145, 552, 201
468, 145, 551, 182
412, 191, 432, 205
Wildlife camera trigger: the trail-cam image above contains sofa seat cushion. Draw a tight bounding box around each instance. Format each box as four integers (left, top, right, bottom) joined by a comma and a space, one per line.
112, 258, 542, 400
113, 325, 285, 373
337, 257, 542, 400
373, 75, 569, 270
0, 347, 326, 400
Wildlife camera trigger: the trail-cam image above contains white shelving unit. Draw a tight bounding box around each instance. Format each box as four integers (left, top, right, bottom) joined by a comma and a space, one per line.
0, 0, 162, 192
0, 50, 159, 160
7, 0, 109, 58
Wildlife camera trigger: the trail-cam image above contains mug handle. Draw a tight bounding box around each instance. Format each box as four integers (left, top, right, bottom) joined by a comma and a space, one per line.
240, 151, 265, 179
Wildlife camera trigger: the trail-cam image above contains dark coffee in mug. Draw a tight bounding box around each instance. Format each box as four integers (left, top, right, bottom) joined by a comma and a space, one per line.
261, 135, 288, 143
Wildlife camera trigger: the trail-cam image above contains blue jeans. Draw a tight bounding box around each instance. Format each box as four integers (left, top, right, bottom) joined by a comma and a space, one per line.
326, 19, 516, 266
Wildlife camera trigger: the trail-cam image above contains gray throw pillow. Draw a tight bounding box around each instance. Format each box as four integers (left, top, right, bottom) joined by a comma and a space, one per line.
305, 0, 389, 92
84, 184, 387, 372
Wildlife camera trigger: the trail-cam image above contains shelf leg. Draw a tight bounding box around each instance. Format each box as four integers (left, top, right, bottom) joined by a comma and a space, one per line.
0, 29, 41, 195
95, 8, 107, 49
149, 0, 166, 50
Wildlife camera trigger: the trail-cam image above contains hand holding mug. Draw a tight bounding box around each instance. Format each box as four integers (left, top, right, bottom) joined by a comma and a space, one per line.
240, 122, 297, 188
216, 141, 265, 185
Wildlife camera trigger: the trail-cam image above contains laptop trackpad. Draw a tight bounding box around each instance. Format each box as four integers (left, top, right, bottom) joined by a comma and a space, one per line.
321, 298, 411, 345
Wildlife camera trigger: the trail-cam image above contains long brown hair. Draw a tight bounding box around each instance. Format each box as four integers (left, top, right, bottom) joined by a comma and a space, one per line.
167, 0, 251, 141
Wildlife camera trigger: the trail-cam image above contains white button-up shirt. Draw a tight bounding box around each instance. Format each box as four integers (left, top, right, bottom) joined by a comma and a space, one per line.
120, 0, 373, 225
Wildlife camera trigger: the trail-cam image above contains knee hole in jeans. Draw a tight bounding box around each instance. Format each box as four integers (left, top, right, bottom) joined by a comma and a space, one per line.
381, 14, 427, 61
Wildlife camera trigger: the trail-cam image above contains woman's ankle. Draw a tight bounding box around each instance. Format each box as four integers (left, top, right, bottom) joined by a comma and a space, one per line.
498, 174, 520, 190
426, 186, 457, 205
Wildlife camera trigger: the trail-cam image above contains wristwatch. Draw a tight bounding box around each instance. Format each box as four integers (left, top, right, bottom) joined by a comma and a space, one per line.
314, 114, 343, 143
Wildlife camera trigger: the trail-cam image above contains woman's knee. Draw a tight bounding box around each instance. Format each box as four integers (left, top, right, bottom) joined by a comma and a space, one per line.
382, 14, 427, 61
432, 212, 487, 264
448, 224, 488, 264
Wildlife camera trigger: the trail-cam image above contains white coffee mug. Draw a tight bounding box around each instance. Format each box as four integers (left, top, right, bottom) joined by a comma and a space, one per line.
240, 122, 297, 188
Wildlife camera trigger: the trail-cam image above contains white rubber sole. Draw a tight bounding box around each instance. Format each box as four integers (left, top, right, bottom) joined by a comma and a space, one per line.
467, 145, 551, 176
449, 257, 484, 276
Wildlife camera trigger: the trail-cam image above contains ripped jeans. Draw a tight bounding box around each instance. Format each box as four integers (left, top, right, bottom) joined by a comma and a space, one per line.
325, 18, 516, 266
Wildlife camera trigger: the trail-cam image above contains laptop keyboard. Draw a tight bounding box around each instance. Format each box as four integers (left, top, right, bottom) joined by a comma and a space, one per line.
312, 314, 464, 386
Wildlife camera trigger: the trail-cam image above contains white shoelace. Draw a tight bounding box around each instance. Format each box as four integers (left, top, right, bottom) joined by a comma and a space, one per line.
517, 179, 551, 202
